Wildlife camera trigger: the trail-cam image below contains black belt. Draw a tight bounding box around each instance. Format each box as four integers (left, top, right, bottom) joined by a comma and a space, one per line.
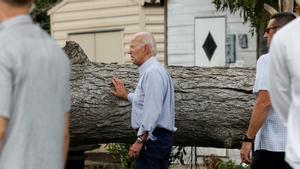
154, 127, 172, 133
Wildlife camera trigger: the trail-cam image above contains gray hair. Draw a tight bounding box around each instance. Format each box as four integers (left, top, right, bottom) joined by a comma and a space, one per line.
134, 32, 157, 56
143, 38, 157, 56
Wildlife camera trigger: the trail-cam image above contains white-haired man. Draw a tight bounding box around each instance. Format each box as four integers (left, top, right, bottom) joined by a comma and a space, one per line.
112, 32, 176, 169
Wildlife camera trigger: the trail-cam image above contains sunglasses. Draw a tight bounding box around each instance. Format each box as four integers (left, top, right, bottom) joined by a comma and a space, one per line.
265, 26, 279, 33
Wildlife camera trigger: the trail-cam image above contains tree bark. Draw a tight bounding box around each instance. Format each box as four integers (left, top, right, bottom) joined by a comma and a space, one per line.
63, 41, 256, 151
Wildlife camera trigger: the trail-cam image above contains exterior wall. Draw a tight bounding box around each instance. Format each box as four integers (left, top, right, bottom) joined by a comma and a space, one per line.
226, 15, 257, 67
144, 7, 165, 62
167, 0, 257, 163
167, 0, 257, 67
49, 0, 165, 64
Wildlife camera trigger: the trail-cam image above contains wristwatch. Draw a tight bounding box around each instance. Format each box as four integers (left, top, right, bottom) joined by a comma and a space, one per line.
136, 137, 145, 144
242, 135, 254, 142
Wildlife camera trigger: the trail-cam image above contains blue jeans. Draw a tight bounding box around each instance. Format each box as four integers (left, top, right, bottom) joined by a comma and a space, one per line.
136, 128, 173, 169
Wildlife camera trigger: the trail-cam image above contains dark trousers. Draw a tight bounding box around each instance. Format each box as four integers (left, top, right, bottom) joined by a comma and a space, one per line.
251, 150, 292, 169
136, 128, 173, 169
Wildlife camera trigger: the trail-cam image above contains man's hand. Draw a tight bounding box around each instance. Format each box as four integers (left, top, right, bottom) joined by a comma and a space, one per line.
240, 142, 252, 164
128, 142, 143, 159
112, 77, 128, 100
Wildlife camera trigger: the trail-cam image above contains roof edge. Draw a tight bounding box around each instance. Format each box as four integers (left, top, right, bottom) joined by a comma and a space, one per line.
48, 0, 162, 15
47, 0, 82, 15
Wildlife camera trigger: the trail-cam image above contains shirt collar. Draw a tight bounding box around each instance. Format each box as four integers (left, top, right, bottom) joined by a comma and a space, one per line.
138, 57, 157, 75
0, 15, 32, 30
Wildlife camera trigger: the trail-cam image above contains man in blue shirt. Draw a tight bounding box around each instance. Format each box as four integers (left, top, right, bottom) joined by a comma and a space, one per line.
112, 32, 176, 169
240, 12, 296, 169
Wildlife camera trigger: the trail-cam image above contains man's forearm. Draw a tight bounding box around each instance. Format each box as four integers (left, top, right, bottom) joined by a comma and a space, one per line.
247, 109, 269, 138
122, 93, 128, 101
246, 92, 271, 138
63, 133, 69, 162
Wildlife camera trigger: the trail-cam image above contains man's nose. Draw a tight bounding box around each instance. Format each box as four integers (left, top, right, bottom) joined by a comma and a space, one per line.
263, 32, 268, 39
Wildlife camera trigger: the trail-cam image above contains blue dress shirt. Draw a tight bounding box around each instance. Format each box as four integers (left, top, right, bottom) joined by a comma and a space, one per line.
128, 57, 176, 140
253, 54, 287, 152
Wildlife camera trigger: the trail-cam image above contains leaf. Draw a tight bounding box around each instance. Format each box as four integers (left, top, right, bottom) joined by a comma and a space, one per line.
212, 0, 278, 34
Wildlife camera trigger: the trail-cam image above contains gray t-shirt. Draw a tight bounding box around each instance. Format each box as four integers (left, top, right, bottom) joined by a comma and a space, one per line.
0, 15, 70, 169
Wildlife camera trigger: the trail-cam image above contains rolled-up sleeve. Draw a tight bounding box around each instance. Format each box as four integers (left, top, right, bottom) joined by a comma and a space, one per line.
253, 55, 269, 94
128, 93, 135, 103
0, 54, 12, 119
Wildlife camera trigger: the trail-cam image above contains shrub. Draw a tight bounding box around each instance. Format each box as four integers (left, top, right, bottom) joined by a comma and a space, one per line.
106, 143, 135, 169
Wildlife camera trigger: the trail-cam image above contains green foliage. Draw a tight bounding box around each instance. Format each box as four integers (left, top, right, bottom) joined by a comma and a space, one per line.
204, 154, 250, 169
217, 160, 250, 169
107, 144, 187, 169
106, 143, 135, 169
212, 0, 278, 33
30, 0, 62, 33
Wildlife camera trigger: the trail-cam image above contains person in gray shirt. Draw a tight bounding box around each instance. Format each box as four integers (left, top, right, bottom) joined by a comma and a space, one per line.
0, 0, 70, 169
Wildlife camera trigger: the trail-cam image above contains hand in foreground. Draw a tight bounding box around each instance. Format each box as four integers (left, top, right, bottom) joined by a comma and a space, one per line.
112, 77, 128, 100
240, 142, 252, 164
128, 142, 143, 159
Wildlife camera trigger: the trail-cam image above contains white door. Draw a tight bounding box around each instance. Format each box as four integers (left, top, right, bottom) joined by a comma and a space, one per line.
195, 17, 226, 67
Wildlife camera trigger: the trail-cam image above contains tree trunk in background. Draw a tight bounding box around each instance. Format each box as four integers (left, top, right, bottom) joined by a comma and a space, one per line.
63, 41, 256, 152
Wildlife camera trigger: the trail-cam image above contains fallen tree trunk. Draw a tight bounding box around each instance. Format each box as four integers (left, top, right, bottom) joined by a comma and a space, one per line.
63, 41, 256, 151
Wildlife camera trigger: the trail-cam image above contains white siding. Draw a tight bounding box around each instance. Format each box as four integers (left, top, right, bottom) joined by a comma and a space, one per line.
144, 7, 165, 62
195, 17, 226, 67
167, 0, 257, 67
49, 0, 165, 64
226, 15, 257, 67
167, 0, 257, 163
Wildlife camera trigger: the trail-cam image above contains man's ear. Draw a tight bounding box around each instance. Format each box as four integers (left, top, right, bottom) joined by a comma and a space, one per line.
143, 44, 150, 54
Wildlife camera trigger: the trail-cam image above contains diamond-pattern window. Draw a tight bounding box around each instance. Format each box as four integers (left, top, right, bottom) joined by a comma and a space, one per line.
202, 32, 217, 61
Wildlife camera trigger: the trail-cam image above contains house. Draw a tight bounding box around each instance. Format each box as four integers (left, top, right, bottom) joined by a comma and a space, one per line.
48, 0, 259, 166
48, 0, 165, 64
48, 0, 258, 67
167, 0, 257, 67
165, 0, 257, 163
